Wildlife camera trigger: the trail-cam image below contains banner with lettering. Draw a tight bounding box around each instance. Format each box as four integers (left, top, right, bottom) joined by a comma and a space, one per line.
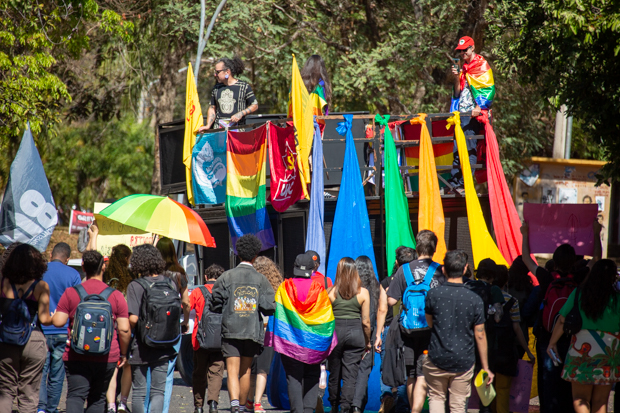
268, 122, 304, 212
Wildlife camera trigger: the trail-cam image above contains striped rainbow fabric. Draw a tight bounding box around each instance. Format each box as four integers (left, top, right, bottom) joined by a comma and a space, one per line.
225, 124, 275, 251
265, 278, 337, 364
461, 54, 495, 110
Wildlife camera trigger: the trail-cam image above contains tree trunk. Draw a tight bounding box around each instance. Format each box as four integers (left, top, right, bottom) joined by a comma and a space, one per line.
151, 45, 186, 195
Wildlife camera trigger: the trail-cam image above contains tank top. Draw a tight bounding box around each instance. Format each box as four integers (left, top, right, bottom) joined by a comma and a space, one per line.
0, 278, 41, 329
332, 291, 362, 319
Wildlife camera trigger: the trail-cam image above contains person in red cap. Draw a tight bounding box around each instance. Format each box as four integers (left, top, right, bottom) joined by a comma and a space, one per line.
447, 35, 493, 193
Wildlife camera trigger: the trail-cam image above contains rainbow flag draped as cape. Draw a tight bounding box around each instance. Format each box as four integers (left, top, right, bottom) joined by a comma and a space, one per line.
460, 54, 495, 110
225, 124, 275, 252
265, 279, 337, 364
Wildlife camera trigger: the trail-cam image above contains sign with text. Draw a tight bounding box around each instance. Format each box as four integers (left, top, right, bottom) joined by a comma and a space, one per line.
94, 202, 154, 256
523, 203, 598, 255
69, 210, 94, 234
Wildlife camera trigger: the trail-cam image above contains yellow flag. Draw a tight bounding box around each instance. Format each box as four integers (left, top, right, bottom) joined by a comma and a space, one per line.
415, 114, 446, 264
183, 62, 203, 205
448, 112, 507, 268
290, 55, 312, 199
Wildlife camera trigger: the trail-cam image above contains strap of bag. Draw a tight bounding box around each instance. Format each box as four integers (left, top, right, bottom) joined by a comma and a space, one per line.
73, 284, 88, 301
503, 297, 517, 314
402, 263, 415, 287
98, 287, 114, 301
324, 276, 328, 290
420, 262, 440, 288
11, 279, 40, 300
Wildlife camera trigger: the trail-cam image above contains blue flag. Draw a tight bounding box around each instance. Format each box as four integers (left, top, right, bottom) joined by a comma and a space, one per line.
192, 131, 227, 204
326, 114, 378, 281
305, 119, 326, 275
0, 124, 57, 251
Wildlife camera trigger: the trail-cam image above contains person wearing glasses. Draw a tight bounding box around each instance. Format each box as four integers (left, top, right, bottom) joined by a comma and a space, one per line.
447, 36, 495, 193
198, 56, 259, 131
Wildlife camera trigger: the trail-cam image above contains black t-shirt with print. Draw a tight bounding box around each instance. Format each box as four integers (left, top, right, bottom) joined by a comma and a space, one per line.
210, 81, 258, 126
425, 282, 485, 372
387, 259, 445, 303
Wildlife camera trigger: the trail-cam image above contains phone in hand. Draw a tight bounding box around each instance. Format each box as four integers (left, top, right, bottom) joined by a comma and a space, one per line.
549, 349, 561, 366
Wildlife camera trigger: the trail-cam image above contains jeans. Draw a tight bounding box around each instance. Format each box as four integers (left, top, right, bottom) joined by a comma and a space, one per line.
64, 361, 116, 413
328, 319, 366, 410
379, 326, 409, 413
450, 115, 480, 186
145, 340, 181, 413
133, 360, 168, 413
38, 334, 68, 413
281, 354, 321, 413
536, 334, 572, 413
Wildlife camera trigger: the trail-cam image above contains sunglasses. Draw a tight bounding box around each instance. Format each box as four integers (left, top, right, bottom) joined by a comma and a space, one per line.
214, 69, 226, 75
459, 47, 472, 54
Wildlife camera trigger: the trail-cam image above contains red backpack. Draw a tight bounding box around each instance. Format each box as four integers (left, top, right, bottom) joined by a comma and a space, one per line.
542, 274, 578, 333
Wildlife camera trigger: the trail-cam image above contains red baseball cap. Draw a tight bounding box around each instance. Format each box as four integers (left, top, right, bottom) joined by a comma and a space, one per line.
455, 36, 475, 50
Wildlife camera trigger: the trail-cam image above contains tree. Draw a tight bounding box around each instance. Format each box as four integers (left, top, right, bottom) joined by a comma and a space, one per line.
489, 0, 620, 182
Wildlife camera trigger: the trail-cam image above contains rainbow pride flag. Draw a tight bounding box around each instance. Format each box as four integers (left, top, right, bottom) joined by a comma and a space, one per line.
225, 124, 275, 252
460, 54, 495, 110
265, 278, 337, 364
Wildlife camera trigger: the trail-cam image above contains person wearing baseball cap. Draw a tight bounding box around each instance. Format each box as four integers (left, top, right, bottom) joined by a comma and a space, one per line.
448, 35, 495, 194
306, 250, 333, 289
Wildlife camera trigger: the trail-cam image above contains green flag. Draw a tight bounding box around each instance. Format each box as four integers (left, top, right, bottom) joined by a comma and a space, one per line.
376, 114, 416, 272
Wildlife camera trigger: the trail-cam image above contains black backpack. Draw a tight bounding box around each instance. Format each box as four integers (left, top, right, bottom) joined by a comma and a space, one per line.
0, 279, 39, 346
491, 297, 519, 376
464, 279, 493, 320
136, 277, 182, 348
70, 285, 114, 355
195, 286, 222, 350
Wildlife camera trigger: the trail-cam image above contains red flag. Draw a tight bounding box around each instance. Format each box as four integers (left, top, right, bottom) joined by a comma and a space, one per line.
268, 122, 304, 212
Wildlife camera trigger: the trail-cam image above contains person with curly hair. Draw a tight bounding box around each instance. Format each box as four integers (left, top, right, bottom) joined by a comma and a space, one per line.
52, 250, 131, 413
198, 56, 258, 130
191, 264, 226, 413
0, 244, 53, 412
548, 259, 620, 413
126, 244, 188, 413
210, 234, 276, 413
248, 257, 283, 413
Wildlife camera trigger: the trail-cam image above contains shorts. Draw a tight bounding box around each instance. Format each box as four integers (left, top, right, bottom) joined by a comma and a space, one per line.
221, 338, 263, 358
402, 328, 431, 379
251, 345, 274, 375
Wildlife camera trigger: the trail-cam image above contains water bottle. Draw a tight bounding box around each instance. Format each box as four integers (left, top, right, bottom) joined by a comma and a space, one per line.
319, 365, 327, 389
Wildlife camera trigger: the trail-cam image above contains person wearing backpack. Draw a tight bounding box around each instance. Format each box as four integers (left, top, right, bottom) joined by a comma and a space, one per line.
521, 221, 601, 413
126, 244, 188, 413
209, 234, 276, 413
386, 231, 445, 413
492, 265, 535, 413
0, 243, 53, 413
327, 257, 371, 413
52, 250, 131, 413
38, 242, 82, 413
422, 249, 493, 413
191, 264, 226, 413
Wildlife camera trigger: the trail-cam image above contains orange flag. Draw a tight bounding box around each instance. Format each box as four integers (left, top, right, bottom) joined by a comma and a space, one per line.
414, 114, 446, 264
448, 112, 507, 268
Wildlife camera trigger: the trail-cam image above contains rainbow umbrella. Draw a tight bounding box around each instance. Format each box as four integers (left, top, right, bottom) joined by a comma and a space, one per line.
98, 194, 216, 247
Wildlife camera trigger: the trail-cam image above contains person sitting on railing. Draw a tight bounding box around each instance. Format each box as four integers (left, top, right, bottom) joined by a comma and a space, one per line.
448, 36, 496, 193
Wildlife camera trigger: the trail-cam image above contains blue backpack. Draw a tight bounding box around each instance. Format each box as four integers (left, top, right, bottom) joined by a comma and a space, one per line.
399, 262, 440, 333
0, 279, 40, 346
70, 285, 114, 355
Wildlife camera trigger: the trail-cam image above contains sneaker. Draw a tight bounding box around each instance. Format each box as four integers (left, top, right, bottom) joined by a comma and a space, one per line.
117, 402, 129, 413
254, 402, 266, 413
231, 406, 240, 413
379, 395, 394, 413
107, 409, 116, 413
245, 400, 254, 412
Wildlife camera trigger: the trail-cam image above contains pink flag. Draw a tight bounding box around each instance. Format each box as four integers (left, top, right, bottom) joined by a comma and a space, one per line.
523, 203, 598, 255
268, 122, 304, 212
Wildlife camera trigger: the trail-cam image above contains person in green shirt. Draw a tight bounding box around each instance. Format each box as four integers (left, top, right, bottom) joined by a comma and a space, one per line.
547, 259, 620, 413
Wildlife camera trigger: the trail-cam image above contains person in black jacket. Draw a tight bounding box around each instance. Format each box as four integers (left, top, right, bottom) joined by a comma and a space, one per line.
210, 235, 276, 413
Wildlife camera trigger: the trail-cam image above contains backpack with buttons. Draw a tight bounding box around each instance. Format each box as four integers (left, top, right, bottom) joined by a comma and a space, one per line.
70, 285, 114, 355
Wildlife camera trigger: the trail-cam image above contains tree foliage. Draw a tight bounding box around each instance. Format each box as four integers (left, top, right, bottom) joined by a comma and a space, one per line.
489, 0, 620, 182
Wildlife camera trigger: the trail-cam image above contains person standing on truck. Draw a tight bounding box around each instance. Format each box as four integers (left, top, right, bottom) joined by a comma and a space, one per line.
198, 56, 259, 131
210, 234, 276, 413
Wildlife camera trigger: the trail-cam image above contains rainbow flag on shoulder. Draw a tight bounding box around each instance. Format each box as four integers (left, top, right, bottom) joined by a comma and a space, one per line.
225, 124, 275, 252
460, 54, 495, 110
265, 279, 337, 364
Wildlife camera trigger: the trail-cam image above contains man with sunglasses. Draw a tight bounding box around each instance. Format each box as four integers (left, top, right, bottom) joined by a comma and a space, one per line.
448, 36, 495, 193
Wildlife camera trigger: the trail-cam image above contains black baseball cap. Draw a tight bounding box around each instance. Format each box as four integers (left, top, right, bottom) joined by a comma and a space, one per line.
293, 253, 315, 277
306, 250, 321, 266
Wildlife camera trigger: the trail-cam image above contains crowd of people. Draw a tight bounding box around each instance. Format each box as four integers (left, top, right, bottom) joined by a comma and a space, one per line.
0, 213, 616, 413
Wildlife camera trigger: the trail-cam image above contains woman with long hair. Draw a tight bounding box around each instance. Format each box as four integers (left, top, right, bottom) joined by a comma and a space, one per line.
327, 257, 371, 413
300, 55, 332, 115
198, 56, 259, 130
0, 244, 53, 412
249, 257, 284, 413
548, 259, 620, 413
352, 256, 379, 412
